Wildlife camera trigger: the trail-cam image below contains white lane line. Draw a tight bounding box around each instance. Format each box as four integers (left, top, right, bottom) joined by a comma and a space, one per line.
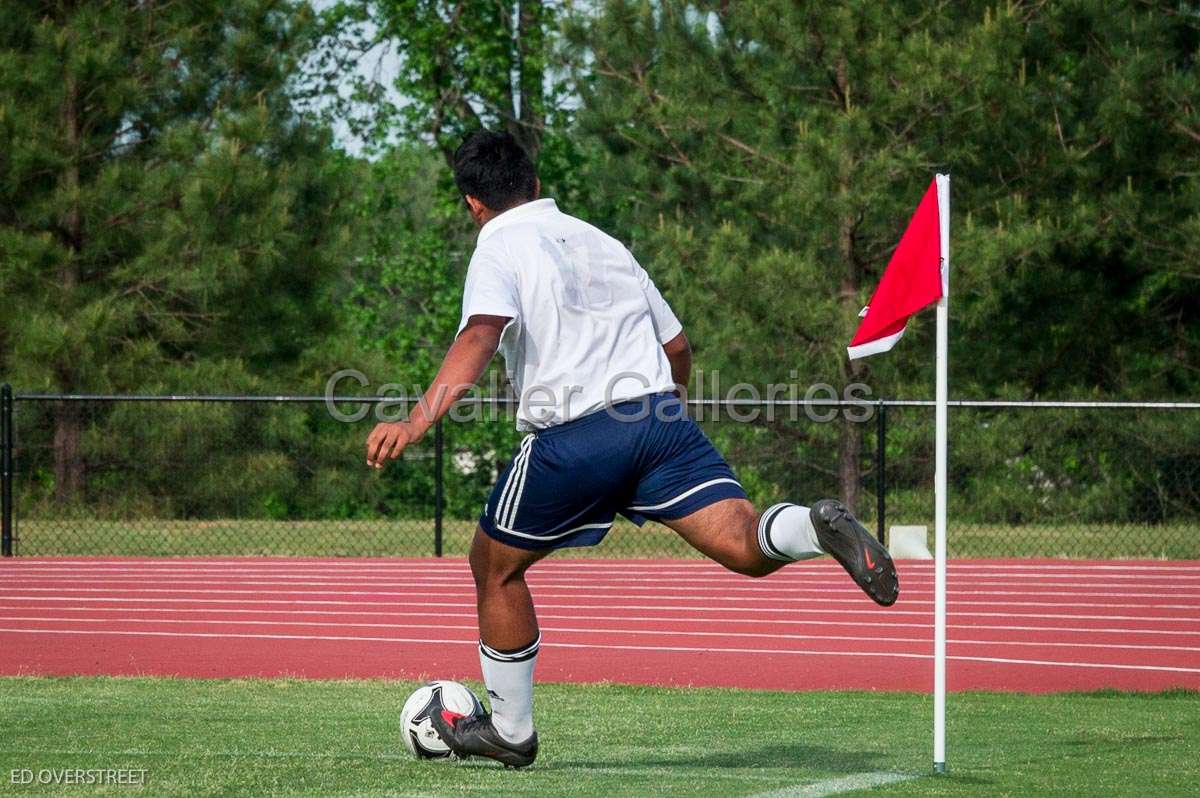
2, 604, 1195, 637
751, 772, 919, 797
2, 595, 1197, 624
4, 576, 1199, 595
4, 576, 1196, 599
1, 576, 1190, 592
883, 564, 1200, 571
4, 565, 1194, 581
3, 626, 1200, 674
4, 576, 1195, 600
2, 615, 1196, 654
5, 586, 1196, 611
4, 567, 1199, 584
5, 568, 1199, 587
5, 563, 1199, 576
6, 558, 1199, 568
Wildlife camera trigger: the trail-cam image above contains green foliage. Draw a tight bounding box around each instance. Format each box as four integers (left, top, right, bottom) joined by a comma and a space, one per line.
0, 0, 356, 393
564, 0, 1200, 506
0, 0, 363, 508
4, 1, 1199, 532
568, 1, 1200, 399
316, 0, 569, 160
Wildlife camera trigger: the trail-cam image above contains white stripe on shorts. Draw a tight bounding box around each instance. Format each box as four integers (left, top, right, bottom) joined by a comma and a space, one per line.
627, 477, 742, 513
494, 520, 613, 541
495, 435, 533, 526
502, 438, 535, 529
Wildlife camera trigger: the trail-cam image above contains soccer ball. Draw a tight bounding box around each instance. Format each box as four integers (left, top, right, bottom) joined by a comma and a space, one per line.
400, 680, 483, 759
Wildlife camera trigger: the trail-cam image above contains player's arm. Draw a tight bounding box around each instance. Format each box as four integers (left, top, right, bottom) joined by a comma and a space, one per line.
663, 330, 691, 391
365, 315, 509, 469
628, 248, 687, 391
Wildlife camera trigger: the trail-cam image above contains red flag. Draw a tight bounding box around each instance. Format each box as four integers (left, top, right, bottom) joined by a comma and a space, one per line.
847, 179, 944, 359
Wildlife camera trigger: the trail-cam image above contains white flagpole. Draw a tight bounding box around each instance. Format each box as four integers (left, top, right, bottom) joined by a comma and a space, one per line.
933, 173, 951, 774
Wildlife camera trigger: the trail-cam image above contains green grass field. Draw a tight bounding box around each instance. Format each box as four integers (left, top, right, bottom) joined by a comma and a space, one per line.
11, 518, 1200, 559
0, 677, 1196, 797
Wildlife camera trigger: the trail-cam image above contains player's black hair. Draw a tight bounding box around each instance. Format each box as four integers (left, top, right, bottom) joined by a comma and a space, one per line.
452, 130, 538, 211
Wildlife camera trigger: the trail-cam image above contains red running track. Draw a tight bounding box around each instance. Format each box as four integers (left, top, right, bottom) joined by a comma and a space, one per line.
0, 557, 1198, 693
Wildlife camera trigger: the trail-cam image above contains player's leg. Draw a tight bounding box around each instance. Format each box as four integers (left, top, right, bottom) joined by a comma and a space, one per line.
661, 495, 899, 605
630, 394, 897, 604
468, 525, 547, 741
430, 424, 623, 767
429, 527, 546, 768
659, 497, 823, 577
658, 496, 782, 577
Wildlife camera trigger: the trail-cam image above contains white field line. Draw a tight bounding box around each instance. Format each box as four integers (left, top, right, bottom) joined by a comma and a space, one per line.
3, 626, 1200, 675
0, 747, 409, 762
3, 585, 1196, 612
2, 614, 1196, 654
1, 603, 1195, 637
0, 750, 782, 783
4, 576, 1197, 599
1, 594, 1196, 624
751, 772, 919, 798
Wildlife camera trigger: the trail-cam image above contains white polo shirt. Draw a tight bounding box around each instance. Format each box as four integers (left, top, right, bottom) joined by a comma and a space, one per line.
457, 198, 682, 430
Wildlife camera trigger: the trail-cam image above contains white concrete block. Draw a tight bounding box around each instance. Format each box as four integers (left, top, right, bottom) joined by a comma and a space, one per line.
889, 525, 932, 559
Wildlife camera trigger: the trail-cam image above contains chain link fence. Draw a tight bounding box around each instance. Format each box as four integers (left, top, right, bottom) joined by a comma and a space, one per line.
1, 387, 1197, 559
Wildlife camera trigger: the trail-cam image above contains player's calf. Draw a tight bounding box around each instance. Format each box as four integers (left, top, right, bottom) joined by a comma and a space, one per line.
663, 498, 783, 577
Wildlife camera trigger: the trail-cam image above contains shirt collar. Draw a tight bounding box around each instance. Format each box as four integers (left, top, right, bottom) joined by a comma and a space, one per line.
478, 198, 558, 243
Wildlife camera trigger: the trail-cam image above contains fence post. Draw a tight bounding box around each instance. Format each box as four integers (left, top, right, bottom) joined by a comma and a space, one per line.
2, 384, 12, 557
876, 400, 886, 545
434, 418, 444, 557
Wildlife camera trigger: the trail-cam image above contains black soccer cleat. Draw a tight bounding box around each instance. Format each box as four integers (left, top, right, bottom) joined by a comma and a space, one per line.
427, 694, 539, 768
810, 499, 899, 607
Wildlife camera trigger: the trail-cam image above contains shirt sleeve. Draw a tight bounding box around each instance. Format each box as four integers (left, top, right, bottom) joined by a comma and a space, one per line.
457, 247, 520, 337
629, 249, 683, 344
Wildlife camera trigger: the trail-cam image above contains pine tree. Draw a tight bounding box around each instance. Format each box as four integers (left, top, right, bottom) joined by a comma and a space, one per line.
0, 0, 355, 501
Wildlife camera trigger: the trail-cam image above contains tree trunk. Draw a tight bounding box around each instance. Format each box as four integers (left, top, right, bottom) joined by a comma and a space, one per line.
53, 404, 85, 503
838, 414, 863, 513
835, 53, 863, 512
54, 56, 85, 502
512, 0, 545, 161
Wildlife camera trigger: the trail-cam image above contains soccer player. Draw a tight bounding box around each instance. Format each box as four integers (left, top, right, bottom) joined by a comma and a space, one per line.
365, 130, 898, 768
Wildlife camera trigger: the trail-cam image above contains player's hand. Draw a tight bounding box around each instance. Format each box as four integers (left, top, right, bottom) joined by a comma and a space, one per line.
365, 421, 417, 469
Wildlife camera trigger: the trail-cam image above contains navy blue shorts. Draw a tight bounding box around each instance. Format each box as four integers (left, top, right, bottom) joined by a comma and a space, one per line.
479, 393, 747, 550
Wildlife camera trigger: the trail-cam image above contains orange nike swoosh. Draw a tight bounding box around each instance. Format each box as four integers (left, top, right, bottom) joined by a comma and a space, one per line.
864, 547, 876, 569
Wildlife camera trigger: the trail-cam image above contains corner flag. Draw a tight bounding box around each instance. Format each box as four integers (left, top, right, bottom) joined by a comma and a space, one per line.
847, 178, 945, 360
847, 175, 951, 775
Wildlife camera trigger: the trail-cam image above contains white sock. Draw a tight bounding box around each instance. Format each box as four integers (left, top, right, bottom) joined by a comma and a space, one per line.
758, 503, 824, 562
478, 633, 539, 743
